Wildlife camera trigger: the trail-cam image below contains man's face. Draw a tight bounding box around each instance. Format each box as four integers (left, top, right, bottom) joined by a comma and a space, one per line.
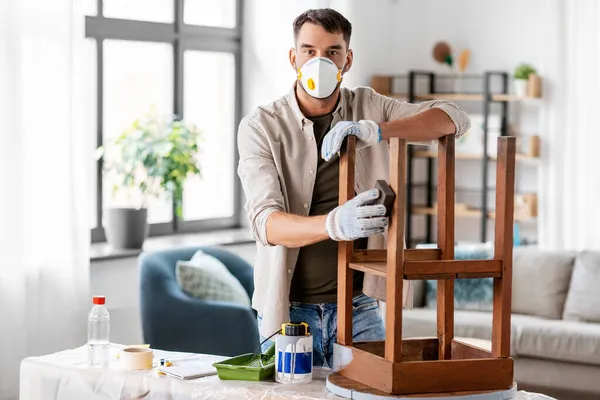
290, 22, 353, 75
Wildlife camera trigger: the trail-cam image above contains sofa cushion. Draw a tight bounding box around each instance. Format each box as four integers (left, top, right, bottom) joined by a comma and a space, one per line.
403, 308, 600, 366
512, 247, 576, 319
563, 251, 600, 323
402, 308, 520, 356
176, 250, 251, 307
517, 317, 600, 366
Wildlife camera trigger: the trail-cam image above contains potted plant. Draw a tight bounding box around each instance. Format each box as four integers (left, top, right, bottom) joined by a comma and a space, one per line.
513, 63, 537, 97
97, 108, 202, 249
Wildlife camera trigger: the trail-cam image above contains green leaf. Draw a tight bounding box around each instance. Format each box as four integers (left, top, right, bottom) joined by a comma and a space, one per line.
175, 204, 183, 219
514, 63, 537, 80
101, 107, 204, 202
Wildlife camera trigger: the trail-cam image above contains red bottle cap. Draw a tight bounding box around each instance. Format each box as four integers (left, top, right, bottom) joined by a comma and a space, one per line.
93, 296, 106, 305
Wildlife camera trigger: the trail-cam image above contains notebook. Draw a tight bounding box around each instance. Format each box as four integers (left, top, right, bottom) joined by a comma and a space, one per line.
157, 362, 218, 380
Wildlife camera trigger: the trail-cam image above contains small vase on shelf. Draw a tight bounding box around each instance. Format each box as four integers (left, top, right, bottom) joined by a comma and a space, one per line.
513, 63, 538, 98
527, 74, 542, 98
513, 79, 527, 97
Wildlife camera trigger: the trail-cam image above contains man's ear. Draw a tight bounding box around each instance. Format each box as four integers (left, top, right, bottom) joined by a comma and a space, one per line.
289, 47, 297, 70
344, 48, 354, 73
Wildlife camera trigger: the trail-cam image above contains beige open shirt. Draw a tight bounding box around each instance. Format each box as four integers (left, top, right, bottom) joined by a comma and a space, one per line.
237, 84, 471, 338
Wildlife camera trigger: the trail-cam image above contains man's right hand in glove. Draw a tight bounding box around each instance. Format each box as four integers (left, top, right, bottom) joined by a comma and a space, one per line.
326, 188, 388, 241
264, 188, 387, 248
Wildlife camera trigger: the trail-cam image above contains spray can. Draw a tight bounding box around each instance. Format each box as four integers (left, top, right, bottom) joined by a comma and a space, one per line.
275, 322, 313, 384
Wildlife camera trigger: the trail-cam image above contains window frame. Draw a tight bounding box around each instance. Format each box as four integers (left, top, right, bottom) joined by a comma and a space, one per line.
86, 0, 243, 243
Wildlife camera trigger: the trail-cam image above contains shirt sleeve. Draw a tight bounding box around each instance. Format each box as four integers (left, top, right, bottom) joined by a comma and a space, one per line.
237, 117, 285, 247
372, 89, 472, 139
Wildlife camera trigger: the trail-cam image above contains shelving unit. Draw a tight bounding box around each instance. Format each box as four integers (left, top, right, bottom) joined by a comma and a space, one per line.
370, 71, 542, 246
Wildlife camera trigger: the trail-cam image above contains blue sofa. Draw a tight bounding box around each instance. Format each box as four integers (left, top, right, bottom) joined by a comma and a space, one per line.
138, 246, 260, 357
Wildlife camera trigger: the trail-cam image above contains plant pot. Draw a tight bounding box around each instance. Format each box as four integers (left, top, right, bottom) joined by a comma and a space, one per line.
105, 208, 149, 249
513, 79, 527, 97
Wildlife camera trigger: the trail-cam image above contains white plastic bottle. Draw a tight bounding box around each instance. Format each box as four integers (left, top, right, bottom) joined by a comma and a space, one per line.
87, 295, 110, 366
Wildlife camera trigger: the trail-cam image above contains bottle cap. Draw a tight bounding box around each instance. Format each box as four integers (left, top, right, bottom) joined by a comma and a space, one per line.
282, 322, 310, 336
93, 296, 106, 305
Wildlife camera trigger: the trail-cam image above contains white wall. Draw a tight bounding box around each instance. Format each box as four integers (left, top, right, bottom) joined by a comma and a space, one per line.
397, 0, 546, 80
242, 0, 552, 243
243, 0, 551, 108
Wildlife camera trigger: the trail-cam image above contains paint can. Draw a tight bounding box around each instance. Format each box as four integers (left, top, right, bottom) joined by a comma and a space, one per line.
275, 322, 313, 384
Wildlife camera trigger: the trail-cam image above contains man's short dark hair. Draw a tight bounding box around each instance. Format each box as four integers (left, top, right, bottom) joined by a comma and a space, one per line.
293, 8, 352, 47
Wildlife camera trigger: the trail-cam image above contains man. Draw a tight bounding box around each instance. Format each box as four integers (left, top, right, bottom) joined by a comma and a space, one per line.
237, 8, 470, 367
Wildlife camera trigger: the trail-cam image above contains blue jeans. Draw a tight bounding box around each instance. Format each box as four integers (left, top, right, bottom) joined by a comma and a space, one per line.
257, 293, 385, 368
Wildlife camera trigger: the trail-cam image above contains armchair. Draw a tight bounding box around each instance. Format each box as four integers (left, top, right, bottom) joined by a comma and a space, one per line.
139, 246, 259, 357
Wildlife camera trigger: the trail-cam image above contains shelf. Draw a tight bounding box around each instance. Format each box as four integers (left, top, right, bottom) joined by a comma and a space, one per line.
415, 93, 485, 101
413, 206, 483, 218
492, 94, 524, 102
349, 259, 502, 280
386, 92, 539, 103
411, 184, 504, 194
411, 206, 537, 221
412, 150, 539, 161
414, 93, 526, 102
350, 261, 387, 277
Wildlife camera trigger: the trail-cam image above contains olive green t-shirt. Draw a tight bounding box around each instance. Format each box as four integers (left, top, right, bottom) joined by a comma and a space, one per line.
289, 113, 365, 304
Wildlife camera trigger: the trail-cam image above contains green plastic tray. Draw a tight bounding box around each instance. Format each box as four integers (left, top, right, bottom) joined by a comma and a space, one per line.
213, 344, 276, 381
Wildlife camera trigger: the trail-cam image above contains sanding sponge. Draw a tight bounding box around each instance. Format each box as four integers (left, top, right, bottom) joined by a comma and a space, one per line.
373, 180, 395, 217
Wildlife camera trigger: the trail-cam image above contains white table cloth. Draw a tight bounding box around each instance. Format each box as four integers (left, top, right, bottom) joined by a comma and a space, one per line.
19, 343, 555, 400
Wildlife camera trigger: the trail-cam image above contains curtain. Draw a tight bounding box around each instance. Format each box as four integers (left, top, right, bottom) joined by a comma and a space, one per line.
538, 0, 600, 251
0, 0, 90, 398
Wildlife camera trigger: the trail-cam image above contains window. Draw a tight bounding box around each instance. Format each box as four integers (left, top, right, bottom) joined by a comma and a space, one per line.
184, 0, 237, 28
86, 0, 242, 242
183, 51, 236, 222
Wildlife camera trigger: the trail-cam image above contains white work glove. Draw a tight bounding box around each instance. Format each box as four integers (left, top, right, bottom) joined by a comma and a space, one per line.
321, 120, 381, 161
326, 188, 388, 241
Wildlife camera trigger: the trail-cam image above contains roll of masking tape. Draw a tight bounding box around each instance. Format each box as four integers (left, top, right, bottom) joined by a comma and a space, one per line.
119, 347, 153, 370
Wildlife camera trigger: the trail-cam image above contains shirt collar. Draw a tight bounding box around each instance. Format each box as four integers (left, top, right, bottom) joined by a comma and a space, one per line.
287, 82, 346, 129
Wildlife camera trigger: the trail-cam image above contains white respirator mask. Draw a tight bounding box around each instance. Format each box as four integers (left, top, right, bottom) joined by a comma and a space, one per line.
296, 57, 343, 99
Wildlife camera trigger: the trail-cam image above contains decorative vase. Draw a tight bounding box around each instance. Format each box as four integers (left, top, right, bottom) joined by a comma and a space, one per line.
513, 79, 527, 97
527, 74, 542, 98
105, 207, 149, 249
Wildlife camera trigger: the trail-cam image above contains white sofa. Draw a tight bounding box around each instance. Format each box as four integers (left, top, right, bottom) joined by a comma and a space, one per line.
402, 247, 600, 400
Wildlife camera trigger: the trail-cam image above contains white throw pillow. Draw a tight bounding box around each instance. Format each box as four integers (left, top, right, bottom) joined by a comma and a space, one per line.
563, 251, 600, 322
176, 250, 251, 307
512, 247, 576, 319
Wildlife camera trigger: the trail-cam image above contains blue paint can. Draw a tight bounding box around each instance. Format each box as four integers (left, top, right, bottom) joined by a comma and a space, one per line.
275, 322, 313, 384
